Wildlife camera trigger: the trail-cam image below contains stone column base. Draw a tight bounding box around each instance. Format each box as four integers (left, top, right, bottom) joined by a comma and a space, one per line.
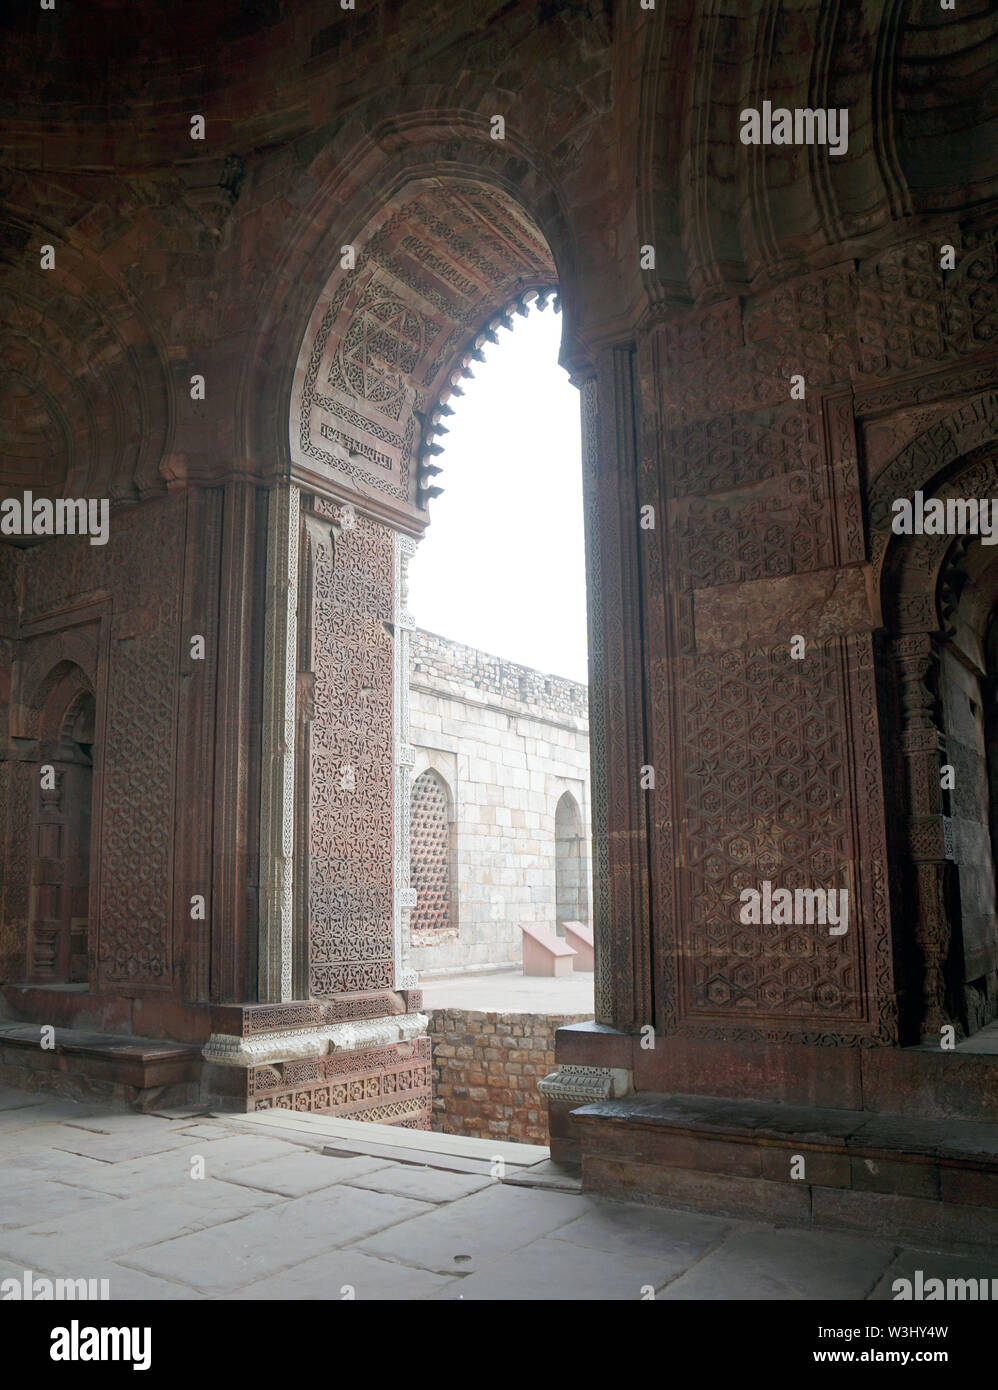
201, 992, 431, 1126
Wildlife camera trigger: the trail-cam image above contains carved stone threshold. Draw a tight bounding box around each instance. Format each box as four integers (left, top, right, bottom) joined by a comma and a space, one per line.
203, 1011, 428, 1068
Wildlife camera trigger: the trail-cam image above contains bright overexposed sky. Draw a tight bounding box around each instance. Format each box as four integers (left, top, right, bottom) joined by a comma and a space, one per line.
407, 304, 588, 683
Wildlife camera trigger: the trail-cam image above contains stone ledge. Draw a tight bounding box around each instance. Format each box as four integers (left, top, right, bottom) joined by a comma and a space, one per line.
571, 1090, 998, 1253
0, 1024, 201, 1099
202, 1012, 428, 1068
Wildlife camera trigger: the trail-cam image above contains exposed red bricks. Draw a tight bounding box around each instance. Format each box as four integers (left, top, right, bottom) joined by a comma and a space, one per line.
428, 1007, 592, 1146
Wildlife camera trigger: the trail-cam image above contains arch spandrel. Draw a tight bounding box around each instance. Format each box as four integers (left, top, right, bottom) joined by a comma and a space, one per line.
288, 176, 558, 533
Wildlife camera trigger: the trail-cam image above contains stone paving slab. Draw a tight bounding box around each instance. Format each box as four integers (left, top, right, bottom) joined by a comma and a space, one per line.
0, 1101, 101, 1133
125, 1186, 433, 1294
219, 1151, 391, 1198
98, 1263, 200, 1300
322, 1140, 496, 1176
0, 1176, 119, 1230
0, 1179, 279, 1270
343, 1165, 492, 1205
229, 1248, 455, 1300
430, 1234, 675, 1300
355, 1183, 594, 1275
502, 1158, 583, 1193
657, 1226, 897, 1300
550, 1200, 734, 1267
50, 1126, 207, 1165
40, 1132, 303, 1195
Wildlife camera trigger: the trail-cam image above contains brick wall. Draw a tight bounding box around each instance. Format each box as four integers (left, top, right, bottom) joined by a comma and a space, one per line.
428, 1007, 592, 1145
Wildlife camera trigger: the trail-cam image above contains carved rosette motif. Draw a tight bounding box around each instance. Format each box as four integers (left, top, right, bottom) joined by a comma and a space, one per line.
247, 1037, 432, 1127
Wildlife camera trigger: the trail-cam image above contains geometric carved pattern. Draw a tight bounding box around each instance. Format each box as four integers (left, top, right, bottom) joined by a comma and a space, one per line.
673, 472, 833, 590
409, 769, 453, 941
15, 499, 183, 988
857, 229, 998, 380
334, 296, 424, 418
248, 1039, 431, 1127
306, 508, 395, 997
294, 183, 554, 509
680, 643, 862, 1024
664, 400, 824, 497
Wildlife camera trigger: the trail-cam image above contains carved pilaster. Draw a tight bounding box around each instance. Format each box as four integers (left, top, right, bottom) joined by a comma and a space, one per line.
580, 351, 653, 1031
393, 532, 418, 990
258, 482, 299, 1002
890, 632, 956, 1040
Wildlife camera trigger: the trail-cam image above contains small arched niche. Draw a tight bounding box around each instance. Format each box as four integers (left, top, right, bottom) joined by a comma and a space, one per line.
28, 671, 96, 986
555, 789, 588, 933
409, 768, 457, 947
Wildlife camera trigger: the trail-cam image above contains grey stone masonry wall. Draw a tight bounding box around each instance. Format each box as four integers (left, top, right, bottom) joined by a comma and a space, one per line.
408, 630, 592, 976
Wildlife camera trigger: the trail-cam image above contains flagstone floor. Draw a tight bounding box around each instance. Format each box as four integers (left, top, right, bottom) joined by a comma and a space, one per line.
1, 1084, 995, 1301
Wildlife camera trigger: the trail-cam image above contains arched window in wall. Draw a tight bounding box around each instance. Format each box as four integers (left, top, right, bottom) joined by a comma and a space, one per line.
29, 681, 96, 985
555, 789, 587, 931
409, 768, 456, 946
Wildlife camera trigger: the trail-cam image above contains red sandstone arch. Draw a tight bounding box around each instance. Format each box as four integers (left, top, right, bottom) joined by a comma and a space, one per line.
240, 122, 583, 512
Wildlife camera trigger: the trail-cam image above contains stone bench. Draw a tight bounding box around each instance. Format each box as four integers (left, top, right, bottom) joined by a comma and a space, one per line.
0, 1022, 202, 1110
520, 923, 577, 978
561, 921, 594, 970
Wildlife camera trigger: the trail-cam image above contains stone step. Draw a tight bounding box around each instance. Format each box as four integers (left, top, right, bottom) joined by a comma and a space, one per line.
227, 1105, 550, 1168
0, 1022, 201, 1109
571, 1091, 998, 1255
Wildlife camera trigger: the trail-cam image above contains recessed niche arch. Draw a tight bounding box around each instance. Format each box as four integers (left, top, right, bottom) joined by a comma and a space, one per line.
555, 789, 588, 932
409, 768, 457, 946
26, 663, 97, 986
876, 429, 998, 1041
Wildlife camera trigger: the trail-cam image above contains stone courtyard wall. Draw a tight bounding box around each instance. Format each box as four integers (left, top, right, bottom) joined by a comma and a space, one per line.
408, 629, 591, 976
428, 1007, 593, 1146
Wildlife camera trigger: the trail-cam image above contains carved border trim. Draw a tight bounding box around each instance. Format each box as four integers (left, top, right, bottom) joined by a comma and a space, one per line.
258, 483, 300, 1002
393, 530, 418, 989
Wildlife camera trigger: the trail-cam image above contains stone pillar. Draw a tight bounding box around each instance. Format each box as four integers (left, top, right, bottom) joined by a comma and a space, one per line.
257, 482, 299, 1003
211, 480, 267, 1004
893, 632, 958, 1040
579, 353, 653, 1031
393, 531, 418, 990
